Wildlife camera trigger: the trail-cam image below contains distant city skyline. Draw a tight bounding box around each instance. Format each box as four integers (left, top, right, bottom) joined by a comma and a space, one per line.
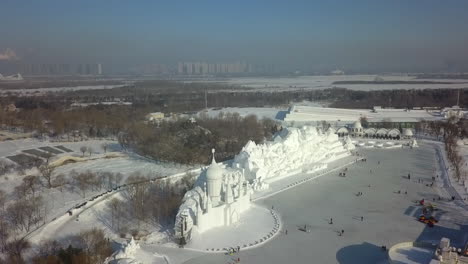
1, 0, 468, 74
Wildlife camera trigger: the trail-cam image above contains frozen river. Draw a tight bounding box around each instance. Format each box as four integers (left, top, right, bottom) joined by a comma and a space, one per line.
166, 143, 468, 264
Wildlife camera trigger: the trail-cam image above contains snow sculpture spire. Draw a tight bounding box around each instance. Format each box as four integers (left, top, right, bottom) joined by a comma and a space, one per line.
211, 148, 216, 164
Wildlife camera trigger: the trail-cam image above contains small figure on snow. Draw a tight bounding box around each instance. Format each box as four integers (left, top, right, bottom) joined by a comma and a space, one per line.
361, 216, 363, 221
329, 218, 333, 224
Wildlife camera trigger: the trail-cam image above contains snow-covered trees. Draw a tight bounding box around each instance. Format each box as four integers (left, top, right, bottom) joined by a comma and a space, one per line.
108, 198, 124, 232
121, 115, 278, 165
101, 142, 109, 153
31, 228, 112, 264
6, 196, 44, 232
80, 146, 87, 157
72, 171, 96, 198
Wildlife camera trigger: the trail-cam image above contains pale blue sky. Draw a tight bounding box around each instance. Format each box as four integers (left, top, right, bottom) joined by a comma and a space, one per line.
1, 0, 468, 72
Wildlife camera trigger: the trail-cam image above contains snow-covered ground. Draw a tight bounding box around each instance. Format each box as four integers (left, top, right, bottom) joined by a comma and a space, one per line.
389, 246, 434, 264
149, 143, 468, 264
194, 75, 468, 92
0, 138, 196, 251
8, 137, 468, 263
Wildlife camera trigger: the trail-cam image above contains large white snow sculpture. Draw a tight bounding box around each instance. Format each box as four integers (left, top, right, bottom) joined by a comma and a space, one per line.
174, 126, 351, 242
107, 237, 141, 264
343, 135, 356, 151
175, 149, 251, 241
232, 126, 350, 183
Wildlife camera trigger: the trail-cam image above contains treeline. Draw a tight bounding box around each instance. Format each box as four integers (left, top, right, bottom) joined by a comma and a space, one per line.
330, 88, 468, 109
0, 79, 122, 90
120, 114, 279, 164
0, 104, 149, 139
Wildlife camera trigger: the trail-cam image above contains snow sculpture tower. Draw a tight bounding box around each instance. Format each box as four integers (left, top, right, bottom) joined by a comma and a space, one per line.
206, 149, 223, 205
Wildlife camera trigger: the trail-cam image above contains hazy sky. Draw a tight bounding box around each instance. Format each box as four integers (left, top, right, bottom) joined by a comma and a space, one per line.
1, 0, 468, 72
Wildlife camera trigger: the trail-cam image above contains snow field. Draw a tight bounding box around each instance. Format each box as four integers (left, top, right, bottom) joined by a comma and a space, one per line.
195, 75, 468, 92
181, 143, 467, 264
183, 205, 281, 252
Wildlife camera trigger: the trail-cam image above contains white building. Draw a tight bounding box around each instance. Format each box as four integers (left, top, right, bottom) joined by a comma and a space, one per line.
284, 105, 441, 128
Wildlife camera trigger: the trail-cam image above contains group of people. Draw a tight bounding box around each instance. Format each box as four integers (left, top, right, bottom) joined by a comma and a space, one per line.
228, 246, 241, 255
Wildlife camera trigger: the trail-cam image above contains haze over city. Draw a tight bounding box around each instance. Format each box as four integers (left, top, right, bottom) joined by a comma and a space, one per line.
1, 0, 468, 73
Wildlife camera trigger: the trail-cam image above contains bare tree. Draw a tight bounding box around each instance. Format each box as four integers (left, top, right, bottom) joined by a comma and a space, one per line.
4, 238, 30, 264
0, 219, 9, 253
7, 196, 44, 232
108, 198, 123, 231
76, 228, 112, 264
115, 173, 123, 187
43, 152, 53, 164
38, 165, 55, 189
52, 173, 67, 192
80, 146, 87, 157
21, 175, 41, 197
124, 174, 149, 228
87, 147, 93, 157
101, 143, 109, 154
72, 171, 95, 198
0, 190, 5, 212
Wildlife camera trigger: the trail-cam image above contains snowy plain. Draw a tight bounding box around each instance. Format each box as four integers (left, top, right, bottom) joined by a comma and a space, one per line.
4, 135, 468, 263
43, 141, 468, 264
194, 75, 468, 92
156, 143, 468, 264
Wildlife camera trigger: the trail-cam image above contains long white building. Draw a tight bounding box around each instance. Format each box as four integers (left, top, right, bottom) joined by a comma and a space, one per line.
284, 105, 443, 128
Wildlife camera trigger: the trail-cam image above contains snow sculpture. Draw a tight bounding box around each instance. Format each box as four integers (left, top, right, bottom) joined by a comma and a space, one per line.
113, 237, 140, 261
232, 126, 350, 183
175, 150, 251, 242
174, 126, 351, 242
343, 135, 356, 151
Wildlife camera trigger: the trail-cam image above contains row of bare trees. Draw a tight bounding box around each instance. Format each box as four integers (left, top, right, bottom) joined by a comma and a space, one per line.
421, 119, 466, 181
